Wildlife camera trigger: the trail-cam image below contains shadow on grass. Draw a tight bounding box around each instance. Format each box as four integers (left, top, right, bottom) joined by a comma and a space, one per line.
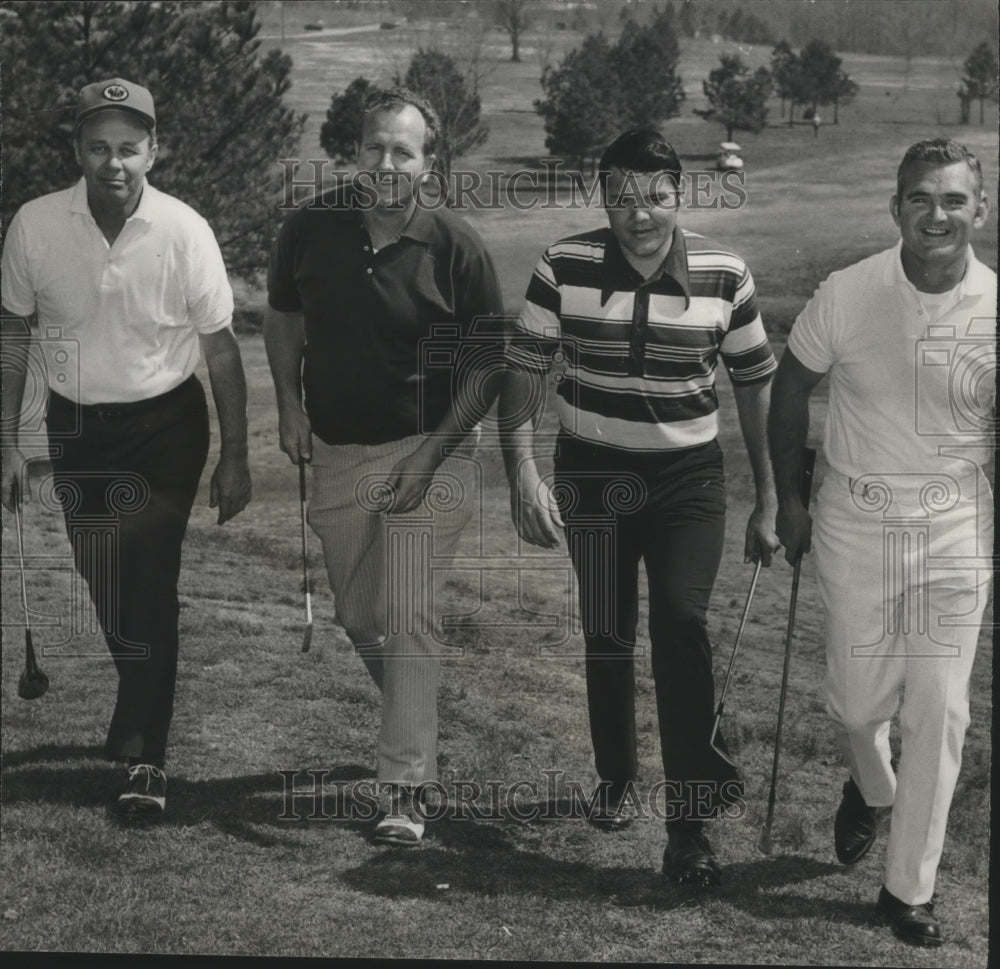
340, 838, 701, 910
340, 826, 873, 922
721, 854, 877, 926
1, 743, 107, 768
1, 746, 375, 848
338, 797, 860, 914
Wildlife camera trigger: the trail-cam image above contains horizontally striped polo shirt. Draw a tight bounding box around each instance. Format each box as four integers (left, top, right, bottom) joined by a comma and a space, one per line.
506, 225, 777, 451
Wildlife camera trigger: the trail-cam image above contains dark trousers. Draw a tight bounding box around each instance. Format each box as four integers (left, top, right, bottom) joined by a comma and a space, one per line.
555, 435, 736, 820
45, 376, 209, 767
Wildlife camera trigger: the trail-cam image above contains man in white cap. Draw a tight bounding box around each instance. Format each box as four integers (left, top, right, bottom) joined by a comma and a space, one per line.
2, 77, 252, 821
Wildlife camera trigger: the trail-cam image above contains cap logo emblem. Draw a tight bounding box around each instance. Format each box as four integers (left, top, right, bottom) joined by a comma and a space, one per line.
103, 84, 129, 102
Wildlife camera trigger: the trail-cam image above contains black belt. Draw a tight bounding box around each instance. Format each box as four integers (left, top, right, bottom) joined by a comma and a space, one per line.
48, 375, 199, 423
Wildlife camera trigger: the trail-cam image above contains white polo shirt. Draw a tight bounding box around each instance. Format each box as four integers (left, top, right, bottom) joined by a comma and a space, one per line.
788, 241, 996, 478
1, 178, 233, 404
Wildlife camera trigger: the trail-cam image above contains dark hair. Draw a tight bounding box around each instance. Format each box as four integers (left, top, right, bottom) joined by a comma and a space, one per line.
896, 138, 983, 198
598, 129, 682, 198
359, 87, 441, 156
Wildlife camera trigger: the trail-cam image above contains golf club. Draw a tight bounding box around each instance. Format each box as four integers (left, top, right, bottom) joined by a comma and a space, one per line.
299, 457, 313, 653
758, 446, 816, 855
13, 483, 49, 700
708, 556, 763, 767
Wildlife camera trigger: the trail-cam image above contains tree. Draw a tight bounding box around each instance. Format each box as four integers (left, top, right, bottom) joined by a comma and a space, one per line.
962, 41, 999, 124
396, 49, 488, 184
0, 0, 305, 279
535, 8, 685, 171
320, 76, 372, 166
830, 69, 858, 124
695, 54, 772, 141
770, 41, 800, 120
534, 33, 622, 171
678, 0, 697, 38
496, 0, 529, 63
776, 39, 856, 126
796, 39, 843, 116
613, 6, 686, 128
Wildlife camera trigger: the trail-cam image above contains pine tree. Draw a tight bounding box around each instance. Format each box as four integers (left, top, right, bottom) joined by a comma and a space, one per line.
695, 55, 772, 141
534, 33, 624, 171
397, 49, 489, 183
320, 77, 373, 166
535, 7, 685, 171
962, 42, 999, 124
613, 6, 686, 128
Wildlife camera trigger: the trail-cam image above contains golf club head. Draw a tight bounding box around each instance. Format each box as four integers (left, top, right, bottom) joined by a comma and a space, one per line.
757, 824, 774, 855
708, 726, 740, 773
18, 667, 49, 700
18, 634, 49, 700
302, 623, 313, 653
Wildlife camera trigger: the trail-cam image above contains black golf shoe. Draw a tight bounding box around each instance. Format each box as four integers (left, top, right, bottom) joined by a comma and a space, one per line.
662, 822, 722, 887
589, 801, 638, 832
834, 776, 879, 864
588, 783, 638, 832
116, 764, 167, 822
877, 886, 943, 947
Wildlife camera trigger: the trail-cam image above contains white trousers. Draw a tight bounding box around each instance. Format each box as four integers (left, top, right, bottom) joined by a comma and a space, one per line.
308, 433, 480, 785
813, 466, 992, 905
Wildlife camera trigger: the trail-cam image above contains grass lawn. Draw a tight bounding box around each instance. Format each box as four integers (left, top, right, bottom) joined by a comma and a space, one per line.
1, 8, 996, 965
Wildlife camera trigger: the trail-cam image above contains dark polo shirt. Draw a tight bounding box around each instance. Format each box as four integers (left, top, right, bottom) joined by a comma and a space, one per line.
268, 185, 504, 445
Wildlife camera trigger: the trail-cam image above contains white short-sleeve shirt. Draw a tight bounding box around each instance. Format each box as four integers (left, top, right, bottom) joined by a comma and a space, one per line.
1, 178, 233, 404
788, 241, 996, 477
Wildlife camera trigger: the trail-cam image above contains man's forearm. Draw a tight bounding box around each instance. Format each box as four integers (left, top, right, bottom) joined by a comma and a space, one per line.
768, 367, 813, 505
498, 367, 544, 484
1, 311, 33, 450
263, 307, 306, 416
733, 378, 776, 507
201, 328, 249, 453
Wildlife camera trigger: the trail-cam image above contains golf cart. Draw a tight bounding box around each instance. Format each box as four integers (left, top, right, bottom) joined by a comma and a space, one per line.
717, 142, 744, 171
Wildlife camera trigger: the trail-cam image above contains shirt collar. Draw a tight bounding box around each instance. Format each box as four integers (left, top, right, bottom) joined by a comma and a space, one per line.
398, 201, 435, 245
887, 238, 990, 297
600, 224, 691, 308
326, 183, 435, 246
69, 176, 153, 224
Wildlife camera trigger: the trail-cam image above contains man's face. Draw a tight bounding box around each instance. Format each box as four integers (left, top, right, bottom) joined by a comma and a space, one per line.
604, 167, 681, 266
355, 105, 434, 209
74, 111, 156, 213
891, 161, 988, 271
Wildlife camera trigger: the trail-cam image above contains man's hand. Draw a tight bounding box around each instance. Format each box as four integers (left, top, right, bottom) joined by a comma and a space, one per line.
745, 502, 782, 566
384, 444, 442, 515
510, 463, 564, 549
278, 408, 313, 466
1, 447, 28, 512
775, 501, 812, 566
209, 449, 251, 525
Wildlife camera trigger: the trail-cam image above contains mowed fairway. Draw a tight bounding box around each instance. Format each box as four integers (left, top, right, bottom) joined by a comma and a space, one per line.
1, 14, 995, 966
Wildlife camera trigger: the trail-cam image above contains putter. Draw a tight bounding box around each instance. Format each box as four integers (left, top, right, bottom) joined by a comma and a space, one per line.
758, 447, 816, 855
13, 484, 49, 700
708, 557, 763, 768
298, 458, 314, 653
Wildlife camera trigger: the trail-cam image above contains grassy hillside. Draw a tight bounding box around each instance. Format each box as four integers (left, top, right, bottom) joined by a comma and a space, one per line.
1, 7, 995, 965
